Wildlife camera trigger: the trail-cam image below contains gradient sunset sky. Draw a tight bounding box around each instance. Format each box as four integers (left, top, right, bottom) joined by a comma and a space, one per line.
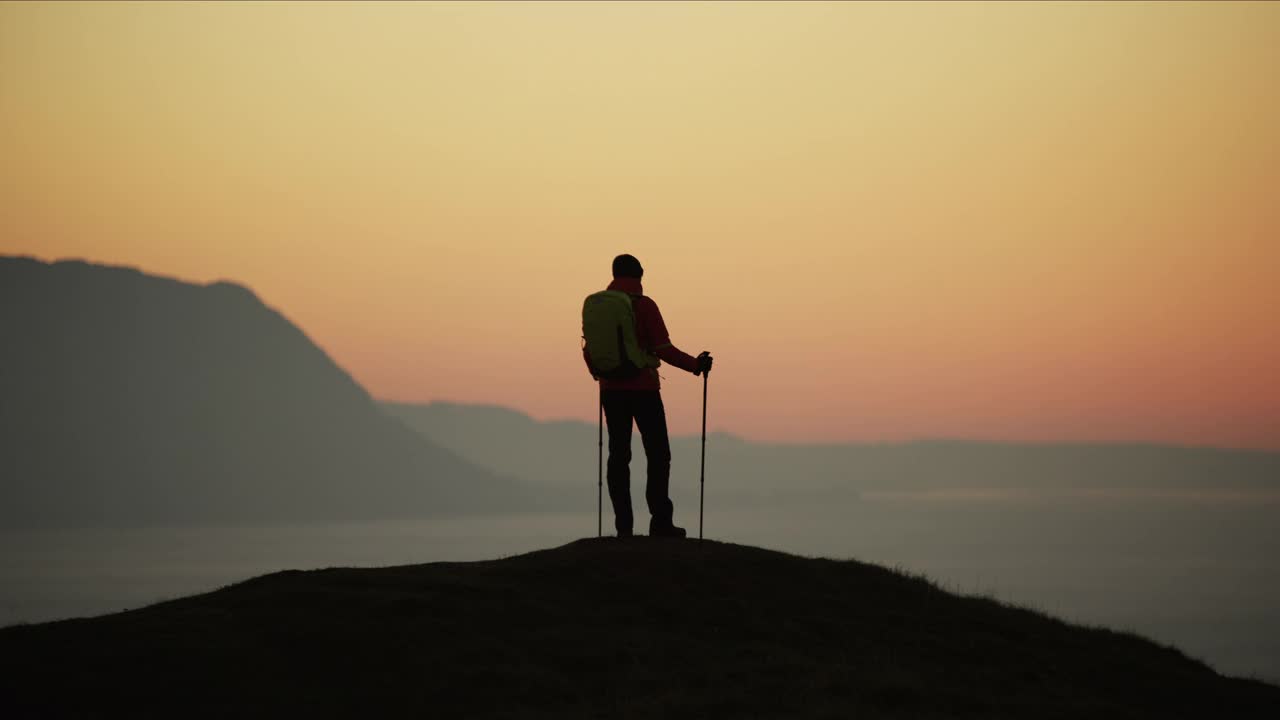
3, 2, 1277, 448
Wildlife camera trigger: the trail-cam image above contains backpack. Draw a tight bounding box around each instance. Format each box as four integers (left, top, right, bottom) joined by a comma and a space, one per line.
581, 290, 659, 380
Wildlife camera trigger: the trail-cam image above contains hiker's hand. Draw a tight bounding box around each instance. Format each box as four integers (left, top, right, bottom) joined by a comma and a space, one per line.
695, 351, 713, 376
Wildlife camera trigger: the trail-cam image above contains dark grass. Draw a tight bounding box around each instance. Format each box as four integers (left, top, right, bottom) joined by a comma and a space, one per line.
1, 538, 1277, 718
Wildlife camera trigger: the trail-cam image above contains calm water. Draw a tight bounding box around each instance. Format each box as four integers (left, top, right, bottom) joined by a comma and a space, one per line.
2, 492, 1278, 684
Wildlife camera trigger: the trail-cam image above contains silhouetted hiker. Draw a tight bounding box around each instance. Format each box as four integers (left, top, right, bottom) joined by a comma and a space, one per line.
582, 254, 713, 538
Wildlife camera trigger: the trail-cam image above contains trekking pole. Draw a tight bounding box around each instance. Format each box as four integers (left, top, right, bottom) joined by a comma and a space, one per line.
699, 370, 708, 541
597, 384, 603, 538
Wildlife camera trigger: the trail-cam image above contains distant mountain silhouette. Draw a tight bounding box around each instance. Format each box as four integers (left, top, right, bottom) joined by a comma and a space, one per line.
385, 401, 1280, 505
384, 401, 609, 486
0, 256, 530, 528
1, 538, 1276, 718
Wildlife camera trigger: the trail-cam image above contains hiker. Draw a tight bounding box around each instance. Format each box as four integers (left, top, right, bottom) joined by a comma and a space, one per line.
582, 254, 713, 538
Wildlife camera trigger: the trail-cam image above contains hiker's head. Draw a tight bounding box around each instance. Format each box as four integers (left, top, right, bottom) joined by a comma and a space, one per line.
612, 254, 644, 279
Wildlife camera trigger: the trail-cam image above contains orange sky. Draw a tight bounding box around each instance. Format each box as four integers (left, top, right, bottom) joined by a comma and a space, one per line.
2, 2, 1278, 448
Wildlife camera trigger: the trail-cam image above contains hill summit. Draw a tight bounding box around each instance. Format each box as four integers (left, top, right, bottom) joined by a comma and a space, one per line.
2, 538, 1276, 718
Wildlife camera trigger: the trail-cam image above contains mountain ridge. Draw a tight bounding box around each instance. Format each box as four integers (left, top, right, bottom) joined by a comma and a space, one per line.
387, 399, 1279, 453
383, 400, 1280, 502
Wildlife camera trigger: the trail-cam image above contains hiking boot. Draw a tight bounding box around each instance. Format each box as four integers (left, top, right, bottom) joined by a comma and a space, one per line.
648, 524, 686, 539
617, 528, 634, 539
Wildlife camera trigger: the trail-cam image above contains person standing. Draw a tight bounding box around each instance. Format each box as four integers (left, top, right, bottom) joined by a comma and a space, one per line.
582, 254, 713, 538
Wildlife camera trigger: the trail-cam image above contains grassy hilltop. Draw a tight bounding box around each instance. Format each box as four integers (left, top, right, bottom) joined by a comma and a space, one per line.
2, 539, 1277, 719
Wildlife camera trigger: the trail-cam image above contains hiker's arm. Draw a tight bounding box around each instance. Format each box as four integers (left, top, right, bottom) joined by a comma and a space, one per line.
654, 343, 699, 373
582, 345, 598, 379
642, 299, 700, 374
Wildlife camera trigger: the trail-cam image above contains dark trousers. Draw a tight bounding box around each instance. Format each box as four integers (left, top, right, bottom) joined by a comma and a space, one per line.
602, 389, 674, 534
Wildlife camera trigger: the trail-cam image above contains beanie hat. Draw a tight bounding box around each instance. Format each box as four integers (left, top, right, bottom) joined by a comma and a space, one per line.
612, 254, 644, 279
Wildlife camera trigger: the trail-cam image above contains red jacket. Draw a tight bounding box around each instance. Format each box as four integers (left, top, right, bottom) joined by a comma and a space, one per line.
583, 277, 700, 391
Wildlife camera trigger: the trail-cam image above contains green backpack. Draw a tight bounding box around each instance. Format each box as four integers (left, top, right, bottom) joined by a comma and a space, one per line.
582, 290, 659, 380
